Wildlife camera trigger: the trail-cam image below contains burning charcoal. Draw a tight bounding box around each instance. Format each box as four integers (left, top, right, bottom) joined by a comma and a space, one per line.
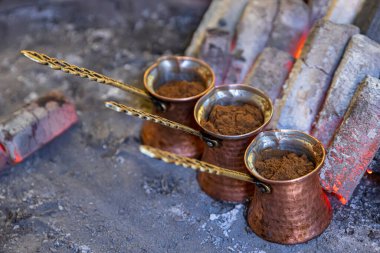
312, 35, 380, 146
185, 0, 248, 57
369, 149, 380, 174
320, 76, 380, 203
199, 28, 231, 86
0, 145, 9, 169
274, 21, 359, 132
266, 0, 309, 56
354, 0, 380, 43
224, 53, 245, 84
224, 0, 278, 83
308, 0, 331, 26
325, 0, 366, 24
244, 47, 294, 103
0, 91, 78, 165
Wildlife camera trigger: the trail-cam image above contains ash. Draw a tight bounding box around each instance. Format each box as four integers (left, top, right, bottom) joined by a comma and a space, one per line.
208, 204, 243, 237
0, 1, 378, 252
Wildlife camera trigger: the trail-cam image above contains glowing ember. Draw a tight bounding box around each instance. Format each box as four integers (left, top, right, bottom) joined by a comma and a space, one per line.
292, 31, 308, 59
12, 149, 23, 164
320, 76, 380, 203
0, 143, 6, 153
338, 195, 347, 205
0, 92, 78, 165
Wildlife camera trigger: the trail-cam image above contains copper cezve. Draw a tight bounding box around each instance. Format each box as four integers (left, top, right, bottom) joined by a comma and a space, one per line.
21, 51, 215, 159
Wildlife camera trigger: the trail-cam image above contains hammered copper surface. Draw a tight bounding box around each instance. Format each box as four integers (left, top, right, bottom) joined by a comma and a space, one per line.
141, 56, 215, 158
198, 137, 256, 202
247, 174, 332, 244
194, 85, 273, 202
245, 130, 332, 244
141, 99, 204, 158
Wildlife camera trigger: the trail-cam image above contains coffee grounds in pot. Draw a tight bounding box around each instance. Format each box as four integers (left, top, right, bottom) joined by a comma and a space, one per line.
255, 151, 315, 180
201, 104, 264, 135
155, 80, 206, 98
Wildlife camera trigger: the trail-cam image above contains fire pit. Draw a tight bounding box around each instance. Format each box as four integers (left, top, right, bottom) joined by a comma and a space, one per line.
0, 0, 379, 252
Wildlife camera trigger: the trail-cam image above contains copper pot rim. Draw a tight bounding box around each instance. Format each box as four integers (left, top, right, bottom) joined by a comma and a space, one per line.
244, 129, 326, 185
143, 55, 215, 103
194, 84, 274, 140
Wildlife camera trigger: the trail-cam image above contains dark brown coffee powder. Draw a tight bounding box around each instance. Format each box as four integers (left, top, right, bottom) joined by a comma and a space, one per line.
201, 104, 264, 135
255, 151, 315, 180
156, 80, 205, 98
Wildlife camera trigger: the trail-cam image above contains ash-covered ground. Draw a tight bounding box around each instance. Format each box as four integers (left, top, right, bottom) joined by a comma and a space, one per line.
0, 1, 379, 252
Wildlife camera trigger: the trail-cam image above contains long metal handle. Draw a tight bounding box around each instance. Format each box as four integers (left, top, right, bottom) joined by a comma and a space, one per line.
140, 145, 271, 193
139, 145, 256, 184
21, 50, 166, 110
105, 100, 199, 136
105, 101, 219, 147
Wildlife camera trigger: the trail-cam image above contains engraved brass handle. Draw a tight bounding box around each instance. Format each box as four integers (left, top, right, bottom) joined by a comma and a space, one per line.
105, 101, 219, 147
20, 50, 166, 111
139, 145, 271, 193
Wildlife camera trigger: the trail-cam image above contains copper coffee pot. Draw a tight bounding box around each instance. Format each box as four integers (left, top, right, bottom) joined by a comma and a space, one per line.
106, 84, 273, 203
140, 56, 215, 158
139, 129, 332, 245
244, 130, 332, 244
194, 85, 273, 202
21, 51, 215, 158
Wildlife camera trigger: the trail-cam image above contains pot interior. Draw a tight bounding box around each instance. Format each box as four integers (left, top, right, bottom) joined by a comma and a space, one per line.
245, 130, 325, 183
194, 84, 273, 140
144, 56, 215, 101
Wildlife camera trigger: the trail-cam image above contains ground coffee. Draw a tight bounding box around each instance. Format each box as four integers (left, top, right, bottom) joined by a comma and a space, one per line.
156, 80, 205, 98
201, 103, 263, 135
255, 151, 315, 180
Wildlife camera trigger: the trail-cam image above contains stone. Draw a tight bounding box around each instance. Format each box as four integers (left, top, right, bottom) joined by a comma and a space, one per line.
308, 0, 331, 26
244, 47, 294, 103
224, 0, 278, 84
312, 35, 380, 146
325, 0, 366, 24
185, 0, 248, 57
320, 76, 380, 203
199, 28, 231, 86
275, 21, 359, 132
266, 0, 309, 56
0, 91, 78, 164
